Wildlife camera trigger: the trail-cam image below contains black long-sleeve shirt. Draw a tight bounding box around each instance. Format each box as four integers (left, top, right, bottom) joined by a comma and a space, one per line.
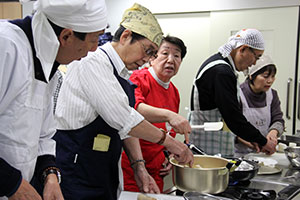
0, 158, 22, 197
194, 53, 267, 146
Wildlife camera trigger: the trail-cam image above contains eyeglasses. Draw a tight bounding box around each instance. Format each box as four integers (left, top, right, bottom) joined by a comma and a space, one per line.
249, 47, 260, 60
138, 41, 158, 59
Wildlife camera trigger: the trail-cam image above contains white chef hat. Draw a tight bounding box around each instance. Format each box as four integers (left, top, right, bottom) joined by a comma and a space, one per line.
31, 0, 107, 82
248, 54, 274, 76
218, 29, 265, 58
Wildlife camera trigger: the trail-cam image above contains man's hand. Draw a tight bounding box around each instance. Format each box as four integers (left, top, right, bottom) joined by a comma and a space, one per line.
266, 130, 278, 144
168, 113, 191, 143
163, 136, 194, 167
43, 174, 64, 200
132, 162, 160, 194
9, 178, 42, 200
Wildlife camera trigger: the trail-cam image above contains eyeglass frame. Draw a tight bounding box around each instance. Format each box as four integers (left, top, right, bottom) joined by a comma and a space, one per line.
138, 40, 158, 59
248, 47, 260, 60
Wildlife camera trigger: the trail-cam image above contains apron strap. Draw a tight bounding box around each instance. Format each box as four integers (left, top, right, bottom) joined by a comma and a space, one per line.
190, 60, 230, 111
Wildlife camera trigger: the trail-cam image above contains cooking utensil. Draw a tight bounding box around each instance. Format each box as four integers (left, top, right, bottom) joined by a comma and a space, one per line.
284, 146, 300, 168
191, 122, 223, 131
170, 155, 229, 194
185, 143, 207, 155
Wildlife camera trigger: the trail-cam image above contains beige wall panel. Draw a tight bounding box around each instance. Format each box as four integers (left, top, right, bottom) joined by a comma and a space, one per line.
1, 2, 22, 19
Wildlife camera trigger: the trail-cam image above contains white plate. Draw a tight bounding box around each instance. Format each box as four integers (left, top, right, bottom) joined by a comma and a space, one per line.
257, 165, 282, 175
119, 191, 184, 200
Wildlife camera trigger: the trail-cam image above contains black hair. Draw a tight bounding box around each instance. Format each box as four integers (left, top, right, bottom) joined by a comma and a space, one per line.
162, 35, 187, 59
48, 19, 87, 41
112, 25, 146, 44
248, 64, 277, 85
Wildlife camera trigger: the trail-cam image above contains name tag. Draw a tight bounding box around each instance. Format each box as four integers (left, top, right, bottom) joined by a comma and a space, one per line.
93, 134, 111, 152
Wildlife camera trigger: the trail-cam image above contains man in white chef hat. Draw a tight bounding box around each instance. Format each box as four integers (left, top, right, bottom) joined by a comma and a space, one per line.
0, 0, 107, 199
189, 29, 277, 157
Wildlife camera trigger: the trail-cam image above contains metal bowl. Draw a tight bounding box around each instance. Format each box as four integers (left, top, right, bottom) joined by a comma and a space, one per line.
284, 146, 300, 168
170, 155, 229, 194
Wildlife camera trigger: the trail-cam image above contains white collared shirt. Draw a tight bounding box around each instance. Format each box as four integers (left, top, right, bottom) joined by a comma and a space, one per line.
55, 42, 144, 139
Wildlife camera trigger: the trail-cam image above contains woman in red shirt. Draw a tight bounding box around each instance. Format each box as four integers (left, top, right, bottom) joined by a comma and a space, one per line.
121, 35, 190, 192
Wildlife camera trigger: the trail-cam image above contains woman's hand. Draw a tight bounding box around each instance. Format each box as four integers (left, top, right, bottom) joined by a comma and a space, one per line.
237, 137, 256, 149
159, 157, 172, 177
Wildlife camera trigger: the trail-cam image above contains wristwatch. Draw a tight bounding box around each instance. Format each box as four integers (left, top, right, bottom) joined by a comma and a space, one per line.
42, 167, 61, 184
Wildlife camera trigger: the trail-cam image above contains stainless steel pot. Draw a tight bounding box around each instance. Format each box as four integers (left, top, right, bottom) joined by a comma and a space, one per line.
170, 155, 229, 194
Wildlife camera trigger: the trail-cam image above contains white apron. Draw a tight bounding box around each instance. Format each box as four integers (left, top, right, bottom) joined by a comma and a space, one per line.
234, 88, 273, 157
189, 60, 238, 156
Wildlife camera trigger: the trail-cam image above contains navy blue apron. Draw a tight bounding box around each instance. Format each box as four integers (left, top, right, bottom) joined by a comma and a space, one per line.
54, 48, 136, 200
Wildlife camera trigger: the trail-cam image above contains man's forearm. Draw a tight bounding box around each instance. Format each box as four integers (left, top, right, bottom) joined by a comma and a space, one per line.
123, 137, 144, 164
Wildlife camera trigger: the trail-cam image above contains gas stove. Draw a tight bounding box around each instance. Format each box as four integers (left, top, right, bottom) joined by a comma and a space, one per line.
167, 178, 300, 200
173, 187, 276, 200
216, 186, 276, 200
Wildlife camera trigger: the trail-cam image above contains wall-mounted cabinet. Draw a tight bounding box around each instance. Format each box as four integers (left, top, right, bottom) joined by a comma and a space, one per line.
0, 2, 22, 19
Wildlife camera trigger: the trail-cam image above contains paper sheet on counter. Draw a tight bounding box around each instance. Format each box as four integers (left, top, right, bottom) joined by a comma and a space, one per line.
118, 191, 184, 200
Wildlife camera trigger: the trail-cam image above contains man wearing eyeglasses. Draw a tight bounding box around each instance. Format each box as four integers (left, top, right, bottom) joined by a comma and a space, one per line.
53, 3, 194, 200
188, 29, 277, 157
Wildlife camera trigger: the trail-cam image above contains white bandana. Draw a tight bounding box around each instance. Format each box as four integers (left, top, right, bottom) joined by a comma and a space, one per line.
218, 29, 265, 58
32, 0, 107, 82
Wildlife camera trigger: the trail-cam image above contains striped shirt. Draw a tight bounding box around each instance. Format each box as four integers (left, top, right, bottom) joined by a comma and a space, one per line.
55, 42, 144, 139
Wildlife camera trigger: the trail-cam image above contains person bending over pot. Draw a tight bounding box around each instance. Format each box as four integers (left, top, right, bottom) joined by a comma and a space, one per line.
189, 29, 277, 157
54, 4, 193, 200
